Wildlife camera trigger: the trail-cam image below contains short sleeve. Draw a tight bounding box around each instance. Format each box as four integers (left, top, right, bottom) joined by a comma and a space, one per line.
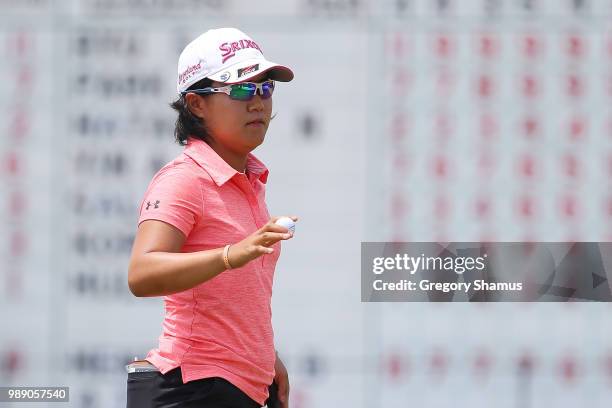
137, 163, 203, 238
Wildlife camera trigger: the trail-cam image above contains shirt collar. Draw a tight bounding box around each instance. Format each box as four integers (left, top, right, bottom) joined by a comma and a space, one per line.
183, 137, 269, 186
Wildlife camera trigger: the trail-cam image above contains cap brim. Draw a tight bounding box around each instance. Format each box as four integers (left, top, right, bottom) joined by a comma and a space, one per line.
207, 58, 294, 84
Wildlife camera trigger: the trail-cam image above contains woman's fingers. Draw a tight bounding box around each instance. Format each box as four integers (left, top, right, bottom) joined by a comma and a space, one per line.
262, 223, 289, 233
256, 245, 274, 254
258, 231, 292, 246
260, 221, 295, 235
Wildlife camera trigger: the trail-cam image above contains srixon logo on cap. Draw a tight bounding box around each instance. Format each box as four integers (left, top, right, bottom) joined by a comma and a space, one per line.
238, 64, 259, 78
219, 39, 262, 63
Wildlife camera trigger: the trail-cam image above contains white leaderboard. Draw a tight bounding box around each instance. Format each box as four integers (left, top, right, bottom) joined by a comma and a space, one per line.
1, 1, 612, 407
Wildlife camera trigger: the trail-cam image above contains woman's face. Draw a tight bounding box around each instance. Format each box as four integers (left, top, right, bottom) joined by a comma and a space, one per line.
186, 73, 273, 155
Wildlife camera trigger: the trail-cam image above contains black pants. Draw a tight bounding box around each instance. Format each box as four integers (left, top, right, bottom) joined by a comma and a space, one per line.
126, 366, 280, 408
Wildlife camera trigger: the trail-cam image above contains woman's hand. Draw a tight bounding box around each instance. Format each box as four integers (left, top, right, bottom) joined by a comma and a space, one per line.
228, 216, 298, 269
274, 353, 290, 408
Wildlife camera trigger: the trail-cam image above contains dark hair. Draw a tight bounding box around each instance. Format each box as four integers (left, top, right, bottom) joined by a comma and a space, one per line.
170, 77, 213, 145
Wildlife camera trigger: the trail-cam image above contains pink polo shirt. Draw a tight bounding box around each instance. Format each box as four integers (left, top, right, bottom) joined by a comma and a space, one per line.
137, 137, 281, 405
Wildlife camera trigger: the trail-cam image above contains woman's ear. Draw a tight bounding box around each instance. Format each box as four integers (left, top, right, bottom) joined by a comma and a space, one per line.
185, 93, 208, 120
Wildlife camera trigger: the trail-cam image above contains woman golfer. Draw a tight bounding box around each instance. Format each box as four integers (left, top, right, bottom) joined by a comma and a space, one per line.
126, 27, 296, 408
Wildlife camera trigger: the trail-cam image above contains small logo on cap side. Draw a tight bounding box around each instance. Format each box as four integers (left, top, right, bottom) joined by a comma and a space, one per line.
179, 61, 203, 85
219, 71, 231, 82
237, 64, 259, 78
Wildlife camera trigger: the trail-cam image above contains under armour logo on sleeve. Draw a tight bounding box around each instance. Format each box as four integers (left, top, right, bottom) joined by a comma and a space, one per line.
146, 200, 160, 210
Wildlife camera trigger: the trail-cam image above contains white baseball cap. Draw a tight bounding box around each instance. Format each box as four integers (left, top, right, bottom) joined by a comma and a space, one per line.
176, 27, 294, 94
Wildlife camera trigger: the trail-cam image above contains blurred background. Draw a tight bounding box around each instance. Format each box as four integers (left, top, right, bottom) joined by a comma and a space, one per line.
1, 0, 612, 407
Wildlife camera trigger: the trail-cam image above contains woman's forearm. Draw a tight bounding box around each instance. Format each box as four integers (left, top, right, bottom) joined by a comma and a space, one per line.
128, 248, 226, 297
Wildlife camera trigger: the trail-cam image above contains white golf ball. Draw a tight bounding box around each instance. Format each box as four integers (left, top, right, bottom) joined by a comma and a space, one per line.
275, 217, 296, 234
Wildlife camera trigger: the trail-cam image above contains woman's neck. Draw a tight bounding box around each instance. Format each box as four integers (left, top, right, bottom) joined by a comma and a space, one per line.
207, 139, 248, 173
